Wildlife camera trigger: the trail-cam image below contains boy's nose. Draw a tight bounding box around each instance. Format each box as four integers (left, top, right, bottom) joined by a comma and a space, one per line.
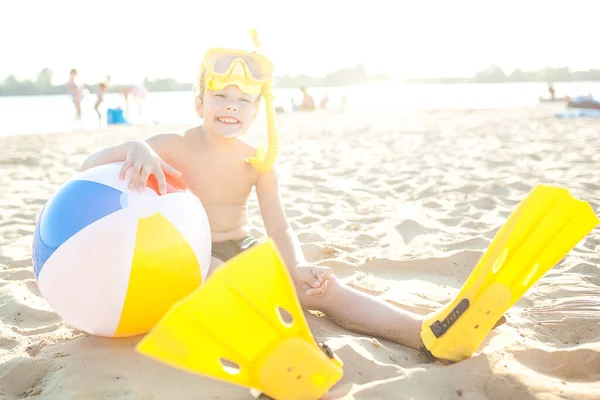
226, 104, 238, 111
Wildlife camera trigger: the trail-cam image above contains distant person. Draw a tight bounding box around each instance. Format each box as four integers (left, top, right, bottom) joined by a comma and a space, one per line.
67, 69, 84, 123
319, 91, 329, 109
94, 81, 109, 127
299, 86, 315, 111
120, 82, 148, 119
548, 82, 555, 100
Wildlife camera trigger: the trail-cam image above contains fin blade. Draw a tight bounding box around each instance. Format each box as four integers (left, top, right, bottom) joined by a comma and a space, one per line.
136, 239, 343, 399
136, 303, 251, 383
421, 185, 598, 362
500, 190, 598, 305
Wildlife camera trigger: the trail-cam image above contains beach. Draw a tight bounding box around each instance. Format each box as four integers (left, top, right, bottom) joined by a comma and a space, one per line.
1, 106, 599, 399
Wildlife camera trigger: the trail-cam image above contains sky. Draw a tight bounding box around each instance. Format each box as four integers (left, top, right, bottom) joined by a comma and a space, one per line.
2, 0, 599, 85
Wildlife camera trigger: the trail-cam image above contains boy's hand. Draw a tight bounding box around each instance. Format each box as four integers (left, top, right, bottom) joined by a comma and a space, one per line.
295, 265, 334, 297
119, 141, 182, 195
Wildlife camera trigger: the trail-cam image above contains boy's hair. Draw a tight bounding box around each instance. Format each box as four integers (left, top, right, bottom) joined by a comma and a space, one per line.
195, 70, 206, 99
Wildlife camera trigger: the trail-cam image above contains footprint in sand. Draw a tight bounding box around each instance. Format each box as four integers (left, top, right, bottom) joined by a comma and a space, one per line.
469, 197, 497, 210
297, 232, 324, 243
438, 217, 461, 227
443, 237, 490, 252
394, 220, 427, 244
0, 357, 48, 399
581, 235, 600, 249
24, 280, 43, 297
12, 323, 62, 336
565, 263, 600, 275
513, 348, 600, 382
325, 338, 414, 398
2, 296, 62, 330
0, 336, 20, 352
0, 268, 34, 282
344, 197, 360, 208
325, 218, 346, 229
301, 243, 342, 261
297, 215, 320, 225
309, 203, 333, 216
284, 208, 302, 218
423, 200, 443, 209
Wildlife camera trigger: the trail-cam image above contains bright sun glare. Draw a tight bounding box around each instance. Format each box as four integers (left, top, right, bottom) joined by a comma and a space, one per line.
1, 0, 598, 85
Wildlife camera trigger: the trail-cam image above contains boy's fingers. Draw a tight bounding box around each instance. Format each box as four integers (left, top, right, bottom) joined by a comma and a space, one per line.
119, 159, 133, 180
313, 267, 333, 284
306, 287, 325, 297
137, 165, 152, 192
128, 163, 143, 189
154, 168, 168, 195
161, 160, 182, 178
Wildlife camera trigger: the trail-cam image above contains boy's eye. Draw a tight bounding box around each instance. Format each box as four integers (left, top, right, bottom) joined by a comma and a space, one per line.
240, 98, 251, 103
215, 94, 226, 98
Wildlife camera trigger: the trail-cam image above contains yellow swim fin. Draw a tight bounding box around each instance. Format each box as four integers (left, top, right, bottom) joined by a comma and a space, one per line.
136, 239, 343, 400
420, 184, 599, 363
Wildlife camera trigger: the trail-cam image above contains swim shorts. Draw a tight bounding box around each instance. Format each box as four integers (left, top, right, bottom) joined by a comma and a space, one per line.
211, 235, 260, 262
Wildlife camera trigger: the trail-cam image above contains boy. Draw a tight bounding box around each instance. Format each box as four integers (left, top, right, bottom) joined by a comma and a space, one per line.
80, 43, 426, 354
80, 38, 597, 368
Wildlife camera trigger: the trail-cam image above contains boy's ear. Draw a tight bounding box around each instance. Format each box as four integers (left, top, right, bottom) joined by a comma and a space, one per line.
194, 96, 204, 118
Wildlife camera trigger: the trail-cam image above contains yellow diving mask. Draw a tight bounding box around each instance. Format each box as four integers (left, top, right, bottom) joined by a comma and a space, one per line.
199, 30, 279, 172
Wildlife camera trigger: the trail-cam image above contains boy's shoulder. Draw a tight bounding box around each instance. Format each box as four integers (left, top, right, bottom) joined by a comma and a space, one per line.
235, 138, 260, 157
148, 127, 201, 146
147, 132, 181, 145
146, 130, 190, 158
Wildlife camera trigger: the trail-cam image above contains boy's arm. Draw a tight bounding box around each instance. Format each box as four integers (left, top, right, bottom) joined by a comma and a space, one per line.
80, 135, 183, 194
80, 135, 179, 172
255, 167, 306, 278
80, 141, 133, 171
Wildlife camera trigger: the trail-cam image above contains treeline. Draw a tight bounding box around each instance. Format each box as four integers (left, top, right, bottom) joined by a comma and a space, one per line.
407, 66, 600, 84
0, 64, 387, 96
0, 68, 192, 96
274, 65, 388, 87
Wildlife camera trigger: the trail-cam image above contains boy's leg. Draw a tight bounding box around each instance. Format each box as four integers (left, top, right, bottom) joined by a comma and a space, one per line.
295, 278, 424, 351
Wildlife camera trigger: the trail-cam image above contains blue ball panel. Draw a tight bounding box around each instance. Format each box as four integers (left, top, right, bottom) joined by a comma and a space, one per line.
32, 180, 124, 278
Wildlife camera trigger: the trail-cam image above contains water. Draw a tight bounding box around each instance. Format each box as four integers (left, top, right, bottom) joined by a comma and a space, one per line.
1, 81, 599, 136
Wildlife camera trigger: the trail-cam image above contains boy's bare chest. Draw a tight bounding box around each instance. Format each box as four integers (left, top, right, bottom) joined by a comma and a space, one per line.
180, 152, 257, 205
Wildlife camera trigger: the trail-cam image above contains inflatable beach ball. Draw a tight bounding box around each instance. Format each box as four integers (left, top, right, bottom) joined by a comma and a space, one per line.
32, 163, 212, 337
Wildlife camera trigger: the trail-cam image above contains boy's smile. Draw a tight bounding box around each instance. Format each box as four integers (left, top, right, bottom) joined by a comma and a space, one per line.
216, 116, 240, 124
197, 84, 259, 140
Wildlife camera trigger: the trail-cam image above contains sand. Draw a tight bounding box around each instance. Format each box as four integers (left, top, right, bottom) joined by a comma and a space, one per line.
1, 106, 599, 400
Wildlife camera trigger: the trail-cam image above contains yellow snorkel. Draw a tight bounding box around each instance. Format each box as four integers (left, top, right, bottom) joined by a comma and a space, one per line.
245, 30, 279, 173
200, 30, 279, 172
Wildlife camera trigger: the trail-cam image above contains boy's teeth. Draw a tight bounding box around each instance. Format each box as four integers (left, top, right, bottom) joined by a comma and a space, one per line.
218, 117, 238, 123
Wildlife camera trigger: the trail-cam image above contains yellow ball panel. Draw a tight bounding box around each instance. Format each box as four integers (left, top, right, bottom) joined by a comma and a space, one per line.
114, 212, 203, 337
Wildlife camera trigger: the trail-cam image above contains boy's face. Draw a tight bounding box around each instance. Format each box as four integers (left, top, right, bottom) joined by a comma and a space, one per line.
196, 84, 260, 139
